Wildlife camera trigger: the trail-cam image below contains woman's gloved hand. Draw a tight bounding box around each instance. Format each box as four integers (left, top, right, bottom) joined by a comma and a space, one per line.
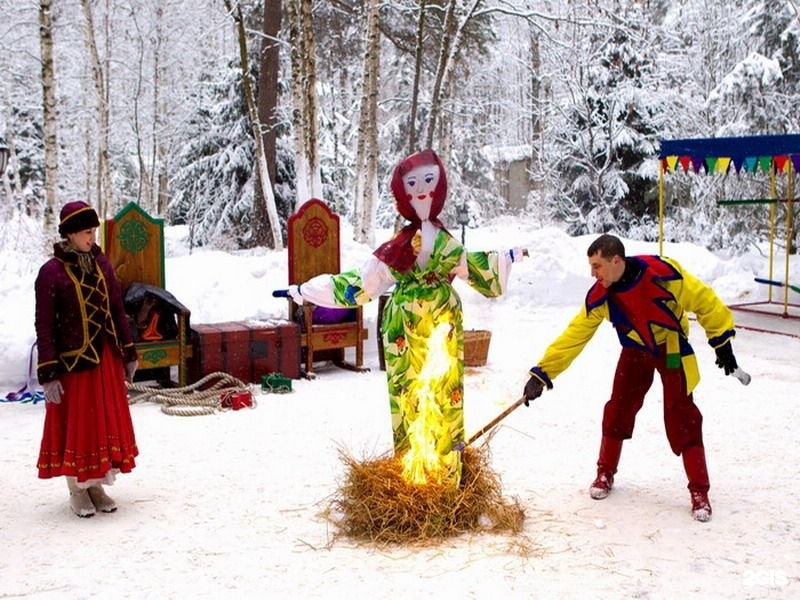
42, 380, 64, 404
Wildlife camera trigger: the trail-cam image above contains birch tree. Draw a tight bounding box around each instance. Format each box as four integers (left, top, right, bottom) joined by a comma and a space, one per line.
353, 0, 381, 246
39, 0, 58, 232
424, 0, 483, 149
408, 0, 428, 154
287, 0, 323, 208
225, 0, 283, 250
79, 0, 112, 217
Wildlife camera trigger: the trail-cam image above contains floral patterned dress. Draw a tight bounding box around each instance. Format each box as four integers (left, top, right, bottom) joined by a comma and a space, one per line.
296, 227, 514, 485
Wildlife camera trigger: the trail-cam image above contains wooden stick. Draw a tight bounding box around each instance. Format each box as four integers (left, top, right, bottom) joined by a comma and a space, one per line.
467, 397, 528, 446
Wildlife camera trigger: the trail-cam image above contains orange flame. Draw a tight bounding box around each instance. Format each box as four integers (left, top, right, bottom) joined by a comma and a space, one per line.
400, 319, 461, 486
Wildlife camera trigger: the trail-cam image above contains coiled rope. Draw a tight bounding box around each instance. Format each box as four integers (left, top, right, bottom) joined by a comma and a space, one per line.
126, 371, 253, 416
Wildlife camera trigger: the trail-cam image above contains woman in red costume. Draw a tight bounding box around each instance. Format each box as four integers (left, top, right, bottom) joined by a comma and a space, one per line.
35, 201, 139, 517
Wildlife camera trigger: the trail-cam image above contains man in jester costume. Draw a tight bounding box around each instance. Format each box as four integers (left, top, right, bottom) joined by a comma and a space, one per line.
286, 149, 524, 487
522, 234, 740, 522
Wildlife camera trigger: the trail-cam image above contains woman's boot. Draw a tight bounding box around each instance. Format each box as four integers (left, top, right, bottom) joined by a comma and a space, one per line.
88, 485, 117, 513
66, 477, 96, 518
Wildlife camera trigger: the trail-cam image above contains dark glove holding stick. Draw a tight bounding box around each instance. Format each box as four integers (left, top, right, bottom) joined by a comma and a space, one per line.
714, 341, 738, 375
523, 375, 545, 406
715, 341, 751, 385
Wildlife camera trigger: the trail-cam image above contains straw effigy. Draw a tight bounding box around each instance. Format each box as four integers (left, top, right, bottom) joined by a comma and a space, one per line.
324, 443, 525, 546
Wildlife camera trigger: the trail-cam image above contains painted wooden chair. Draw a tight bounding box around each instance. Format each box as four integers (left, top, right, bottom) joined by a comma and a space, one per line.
102, 202, 191, 385
287, 198, 368, 377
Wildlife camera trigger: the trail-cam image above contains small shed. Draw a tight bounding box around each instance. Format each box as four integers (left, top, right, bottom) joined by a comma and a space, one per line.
482, 145, 532, 212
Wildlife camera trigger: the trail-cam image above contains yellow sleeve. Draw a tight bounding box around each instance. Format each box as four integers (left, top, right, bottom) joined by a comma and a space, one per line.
664, 258, 735, 347
532, 304, 606, 387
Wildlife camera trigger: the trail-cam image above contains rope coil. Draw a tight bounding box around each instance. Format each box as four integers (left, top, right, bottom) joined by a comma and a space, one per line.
127, 371, 254, 416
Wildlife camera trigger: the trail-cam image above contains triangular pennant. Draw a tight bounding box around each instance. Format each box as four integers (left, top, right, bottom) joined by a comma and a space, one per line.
731, 156, 744, 173
716, 157, 731, 174
678, 156, 692, 172
791, 155, 800, 173
743, 156, 758, 173
666, 156, 679, 172
758, 156, 772, 173
774, 155, 789, 173
705, 157, 718, 173
691, 156, 705, 173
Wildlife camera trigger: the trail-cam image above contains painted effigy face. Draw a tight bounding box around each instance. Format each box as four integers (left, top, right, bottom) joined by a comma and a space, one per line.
390, 149, 448, 224
402, 164, 441, 221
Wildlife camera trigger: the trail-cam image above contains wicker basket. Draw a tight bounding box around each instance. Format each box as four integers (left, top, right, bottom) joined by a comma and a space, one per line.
463, 329, 492, 367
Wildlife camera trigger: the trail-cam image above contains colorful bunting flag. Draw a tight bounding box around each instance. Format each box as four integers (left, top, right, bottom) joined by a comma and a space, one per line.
659, 138, 800, 176
666, 156, 678, 172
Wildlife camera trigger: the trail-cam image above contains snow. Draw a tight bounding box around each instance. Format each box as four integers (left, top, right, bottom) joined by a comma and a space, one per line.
1, 217, 799, 598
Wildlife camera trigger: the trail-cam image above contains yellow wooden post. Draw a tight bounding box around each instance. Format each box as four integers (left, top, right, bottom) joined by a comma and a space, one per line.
768, 166, 776, 303
784, 162, 794, 316
658, 160, 664, 256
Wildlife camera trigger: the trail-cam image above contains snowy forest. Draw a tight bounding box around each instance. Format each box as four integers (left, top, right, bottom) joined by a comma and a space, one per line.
1, 0, 799, 253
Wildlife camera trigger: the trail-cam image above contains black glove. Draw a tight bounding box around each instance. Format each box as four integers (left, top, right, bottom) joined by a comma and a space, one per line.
523, 376, 545, 406
714, 341, 738, 375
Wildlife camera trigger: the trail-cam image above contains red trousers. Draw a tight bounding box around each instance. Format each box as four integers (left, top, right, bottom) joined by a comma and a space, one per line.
602, 345, 703, 455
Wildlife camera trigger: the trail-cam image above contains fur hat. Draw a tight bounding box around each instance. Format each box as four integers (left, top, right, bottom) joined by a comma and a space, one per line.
58, 201, 100, 237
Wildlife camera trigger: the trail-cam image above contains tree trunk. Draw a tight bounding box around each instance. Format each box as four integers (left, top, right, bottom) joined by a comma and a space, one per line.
288, 0, 322, 209
1, 129, 18, 220
131, 12, 151, 209
299, 0, 322, 201
529, 28, 543, 190
408, 0, 427, 155
425, 0, 483, 149
354, 0, 380, 246
425, 0, 457, 149
225, 0, 283, 250
153, 7, 168, 215
39, 0, 59, 227
79, 0, 112, 218
253, 0, 282, 247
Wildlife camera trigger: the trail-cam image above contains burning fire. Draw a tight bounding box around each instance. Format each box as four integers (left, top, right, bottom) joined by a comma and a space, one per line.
400, 319, 462, 487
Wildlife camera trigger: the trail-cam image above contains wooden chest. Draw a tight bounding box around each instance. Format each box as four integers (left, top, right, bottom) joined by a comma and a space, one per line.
189, 320, 301, 383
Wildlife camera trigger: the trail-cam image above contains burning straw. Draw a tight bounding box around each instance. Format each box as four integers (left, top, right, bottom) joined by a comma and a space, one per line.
325, 443, 525, 546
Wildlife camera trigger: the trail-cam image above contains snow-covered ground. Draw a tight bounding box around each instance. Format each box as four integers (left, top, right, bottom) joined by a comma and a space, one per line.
1, 216, 798, 598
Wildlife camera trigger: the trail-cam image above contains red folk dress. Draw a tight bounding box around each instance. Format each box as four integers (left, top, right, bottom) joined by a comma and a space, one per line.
34, 242, 138, 484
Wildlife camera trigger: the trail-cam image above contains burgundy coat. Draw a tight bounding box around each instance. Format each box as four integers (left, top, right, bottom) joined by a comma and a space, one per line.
35, 242, 137, 383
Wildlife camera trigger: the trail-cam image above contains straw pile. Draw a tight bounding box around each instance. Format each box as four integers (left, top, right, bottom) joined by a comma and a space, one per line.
325, 444, 525, 546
